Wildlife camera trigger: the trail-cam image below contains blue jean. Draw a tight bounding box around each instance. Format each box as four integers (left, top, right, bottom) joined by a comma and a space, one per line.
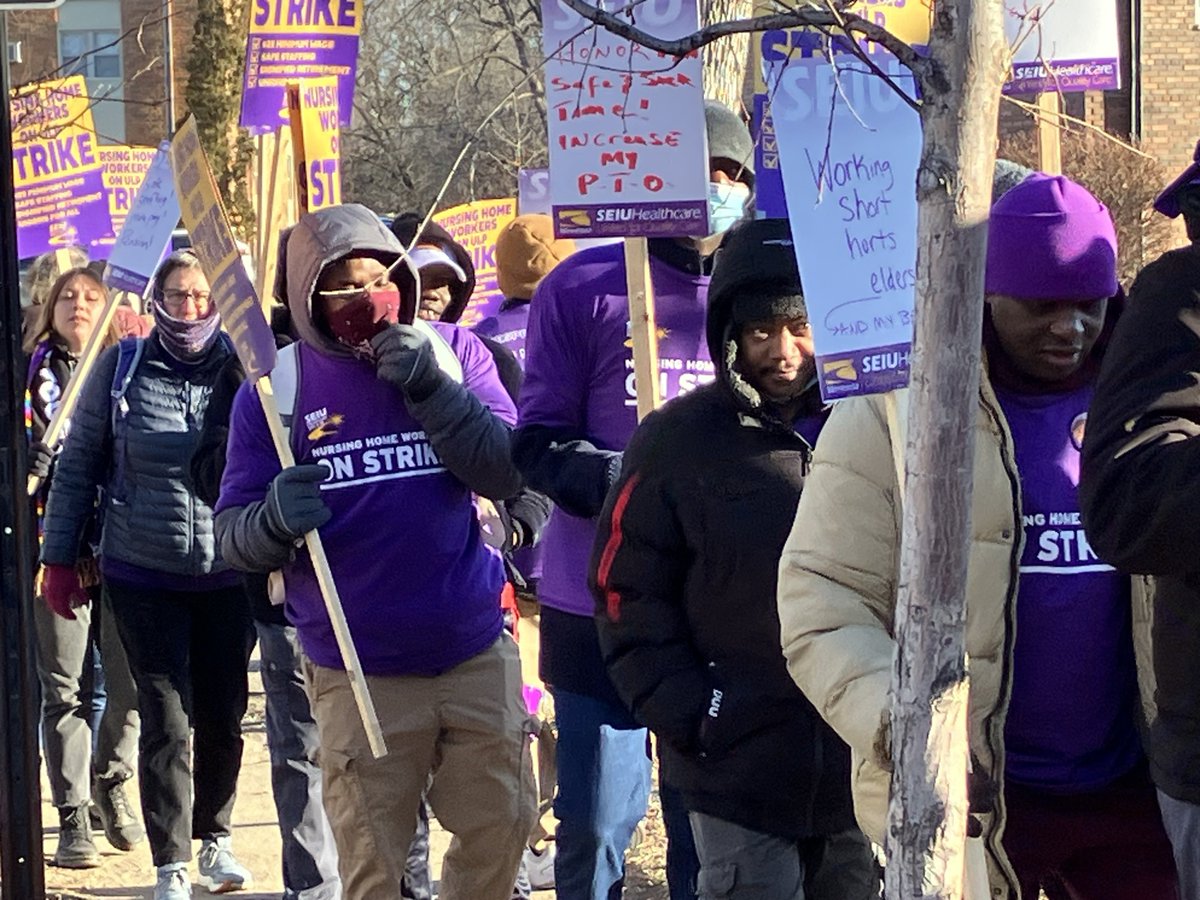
257, 622, 342, 900
552, 687, 652, 900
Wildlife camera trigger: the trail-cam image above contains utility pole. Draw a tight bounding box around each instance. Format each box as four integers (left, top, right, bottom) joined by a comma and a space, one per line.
0, 8, 48, 898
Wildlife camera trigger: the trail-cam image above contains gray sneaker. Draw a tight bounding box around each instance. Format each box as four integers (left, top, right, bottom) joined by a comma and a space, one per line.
197, 837, 252, 894
155, 865, 192, 900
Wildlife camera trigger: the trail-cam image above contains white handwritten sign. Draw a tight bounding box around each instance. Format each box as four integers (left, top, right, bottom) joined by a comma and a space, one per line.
103, 142, 181, 296
768, 54, 921, 400
541, 0, 709, 239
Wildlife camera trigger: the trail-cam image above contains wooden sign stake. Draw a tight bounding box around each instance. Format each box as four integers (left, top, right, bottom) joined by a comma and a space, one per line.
624, 237, 661, 421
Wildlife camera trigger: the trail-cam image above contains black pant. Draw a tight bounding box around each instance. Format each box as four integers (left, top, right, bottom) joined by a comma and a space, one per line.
106, 581, 255, 866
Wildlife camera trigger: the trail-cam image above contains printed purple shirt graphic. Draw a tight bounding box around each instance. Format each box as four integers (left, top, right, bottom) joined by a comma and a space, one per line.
475, 303, 531, 363
996, 383, 1141, 792
519, 243, 713, 616
217, 324, 516, 676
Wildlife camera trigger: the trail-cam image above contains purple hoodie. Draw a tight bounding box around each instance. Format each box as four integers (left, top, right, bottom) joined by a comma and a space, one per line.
518, 243, 714, 616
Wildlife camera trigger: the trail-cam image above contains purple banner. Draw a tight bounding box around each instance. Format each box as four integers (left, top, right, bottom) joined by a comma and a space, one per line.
239, 0, 362, 134
15, 167, 113, 260
1005, 57, 1120, 95
816, 342, 911, 400
551, 200, 708, 238
753, 95, 787, 219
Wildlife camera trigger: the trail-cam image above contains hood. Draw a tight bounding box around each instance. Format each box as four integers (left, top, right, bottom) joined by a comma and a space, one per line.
285, 204, 412, 357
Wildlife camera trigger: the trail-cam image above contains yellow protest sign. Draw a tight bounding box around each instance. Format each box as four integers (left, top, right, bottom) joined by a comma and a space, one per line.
287, 77, 341, 212
431, 199, 517, 328
9, 75, 113, 258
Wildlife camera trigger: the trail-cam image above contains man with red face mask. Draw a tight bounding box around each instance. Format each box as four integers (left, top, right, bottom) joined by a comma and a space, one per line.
213, 204, 536, 900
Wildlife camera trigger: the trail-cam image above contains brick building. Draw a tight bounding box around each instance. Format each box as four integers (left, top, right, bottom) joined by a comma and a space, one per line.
5, 0, 197, 146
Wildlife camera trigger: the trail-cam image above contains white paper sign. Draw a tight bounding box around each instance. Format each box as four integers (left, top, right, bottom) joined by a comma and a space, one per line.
541, 0, 710, 239
103, 142, 181, 296
769, 54, 922, 400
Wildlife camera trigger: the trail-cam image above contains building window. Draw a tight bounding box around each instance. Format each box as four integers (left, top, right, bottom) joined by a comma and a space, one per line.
59, 30, 122, 79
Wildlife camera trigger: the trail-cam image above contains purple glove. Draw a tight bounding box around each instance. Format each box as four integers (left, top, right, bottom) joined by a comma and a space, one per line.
41, 564, 90, 620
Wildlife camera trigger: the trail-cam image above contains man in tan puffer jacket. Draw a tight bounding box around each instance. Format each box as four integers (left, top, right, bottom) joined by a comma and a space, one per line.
777, 174, 1178, 899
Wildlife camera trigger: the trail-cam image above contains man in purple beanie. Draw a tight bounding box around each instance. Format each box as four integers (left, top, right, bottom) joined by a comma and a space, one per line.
777, 173, 1180, 898
1080, 142, 1200, 899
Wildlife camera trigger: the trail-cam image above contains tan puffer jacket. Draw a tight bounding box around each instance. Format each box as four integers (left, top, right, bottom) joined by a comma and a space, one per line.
776, 372, 1157, 899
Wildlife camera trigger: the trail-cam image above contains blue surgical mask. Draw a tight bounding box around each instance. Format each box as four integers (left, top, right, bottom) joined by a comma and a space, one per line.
707, 181, 750, 236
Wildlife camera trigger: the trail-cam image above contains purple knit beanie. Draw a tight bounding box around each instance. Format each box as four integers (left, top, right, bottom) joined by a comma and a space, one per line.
985, 173, 1118, 301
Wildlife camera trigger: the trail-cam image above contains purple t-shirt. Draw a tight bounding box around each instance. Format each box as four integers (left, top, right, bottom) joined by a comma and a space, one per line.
216, 324, 517, 676
475, 302, 531, 364
518, 243, 714, 616
997, 382, 1141, 791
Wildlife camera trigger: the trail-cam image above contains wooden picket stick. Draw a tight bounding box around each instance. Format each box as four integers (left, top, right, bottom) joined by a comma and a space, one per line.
624, 237, 661, 421
27, 289, 124, 496
255, 129, 295, 311
1037, 91, 1063, 175
255, 375, 388, 758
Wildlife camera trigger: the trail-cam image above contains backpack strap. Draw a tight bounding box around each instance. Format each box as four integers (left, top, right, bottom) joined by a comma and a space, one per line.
109, 337, 146, 433
270, 343, 301, 453
413, 319, 464, 384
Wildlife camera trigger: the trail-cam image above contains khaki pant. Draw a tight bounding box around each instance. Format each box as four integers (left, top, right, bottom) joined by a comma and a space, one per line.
304, 635, 537, 900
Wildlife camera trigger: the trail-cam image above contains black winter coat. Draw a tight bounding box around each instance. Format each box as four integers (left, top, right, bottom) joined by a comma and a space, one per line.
1080, 245, 1200, 804
588, 379, 856, 840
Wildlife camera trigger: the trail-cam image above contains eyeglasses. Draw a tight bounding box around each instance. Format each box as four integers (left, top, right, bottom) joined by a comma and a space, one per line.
163, 288, 212, 312
315, 275, 394, 304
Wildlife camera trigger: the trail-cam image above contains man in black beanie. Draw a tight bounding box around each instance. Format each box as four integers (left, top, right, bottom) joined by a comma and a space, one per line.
588, 218, 876, 900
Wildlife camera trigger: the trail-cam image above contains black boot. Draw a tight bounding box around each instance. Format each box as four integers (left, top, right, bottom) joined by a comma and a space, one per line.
53, 805, 101, 868
93, 777, 146, 851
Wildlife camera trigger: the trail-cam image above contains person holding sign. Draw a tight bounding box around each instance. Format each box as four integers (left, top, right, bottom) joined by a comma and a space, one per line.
590, 218, 876, 900
39, 250, 256, 900
24, 267, 143, 868
778, 174, 1180, 899
1080, 144, 1200, 900
214, 204, 535, 900
514, 101, 754, 900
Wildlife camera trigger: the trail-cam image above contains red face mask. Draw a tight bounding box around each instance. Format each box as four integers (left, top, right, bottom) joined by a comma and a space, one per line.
324, 288, 402, 357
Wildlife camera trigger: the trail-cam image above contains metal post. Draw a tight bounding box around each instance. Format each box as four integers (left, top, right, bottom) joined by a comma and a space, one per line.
0, 10, 47, 899
163, 0, 175, 134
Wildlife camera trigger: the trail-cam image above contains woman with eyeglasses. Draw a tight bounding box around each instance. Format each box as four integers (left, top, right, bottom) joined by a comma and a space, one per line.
25, 266, 145, 869
40, 250, 257, 900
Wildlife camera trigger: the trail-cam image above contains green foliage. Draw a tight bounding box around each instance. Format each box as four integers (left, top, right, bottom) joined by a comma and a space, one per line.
185, 0, 257, 239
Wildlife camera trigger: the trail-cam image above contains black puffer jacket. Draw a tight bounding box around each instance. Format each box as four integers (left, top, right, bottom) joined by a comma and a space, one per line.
588, 221, 855, 840
42, 333, 232, 575
1080, 244, 1200, 805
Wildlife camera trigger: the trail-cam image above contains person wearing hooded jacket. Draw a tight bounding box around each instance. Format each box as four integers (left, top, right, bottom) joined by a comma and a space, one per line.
214, 204, 535, 900
516, 101, 756, 900
39, 250, 256, 899
589, 218, 876, 900
1079, 142, 1200, 899
777, 174, 1179, 899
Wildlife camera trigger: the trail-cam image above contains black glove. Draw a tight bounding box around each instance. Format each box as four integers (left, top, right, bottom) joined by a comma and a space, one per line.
265, 464, 332, 539
370, 325, 442, 401
27, 440, 54, 481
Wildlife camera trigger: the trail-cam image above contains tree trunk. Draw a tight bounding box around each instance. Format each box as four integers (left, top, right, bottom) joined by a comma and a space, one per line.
884, 0, 1008, 896
701, 0, 752, 110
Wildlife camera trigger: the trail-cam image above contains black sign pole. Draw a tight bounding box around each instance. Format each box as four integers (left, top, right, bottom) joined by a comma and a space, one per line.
0, 9, 48, 898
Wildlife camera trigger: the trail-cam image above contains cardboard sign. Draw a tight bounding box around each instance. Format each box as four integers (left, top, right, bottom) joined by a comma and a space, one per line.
104, 143, 181, 295
170, 117, 276, 379
10, 76, 113, 258
541, 0, 709, 239
1004, 0, 1120, 93
95, 145, 159, 257
287, 77, 342, 212
432, 198, 517, 328
768, 54, 921, 401
240, 0, 363, 133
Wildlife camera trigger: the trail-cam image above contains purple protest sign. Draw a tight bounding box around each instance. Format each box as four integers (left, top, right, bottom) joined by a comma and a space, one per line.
541, 0, 709, 239
10, 76, 115, 259
239, 0, 363, 134
518, 168, 551, 215
1004, 0, 1120, 94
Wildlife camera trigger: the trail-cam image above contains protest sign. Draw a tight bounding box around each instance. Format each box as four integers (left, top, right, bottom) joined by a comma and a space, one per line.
287, 77, 341, 212
10, 76, 113, 259
240, 0, 363, 133
541, 0, 709, 239
1005, 0, 1120, 93
95, 145, 159, 258
768, 53, 921, 401
750, 0, 932, 218
104, 143, 181, 295
170, 115, 386, 758
170, 118, 276, 379
432, 198, 517, 328
518, 167, 551, 216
